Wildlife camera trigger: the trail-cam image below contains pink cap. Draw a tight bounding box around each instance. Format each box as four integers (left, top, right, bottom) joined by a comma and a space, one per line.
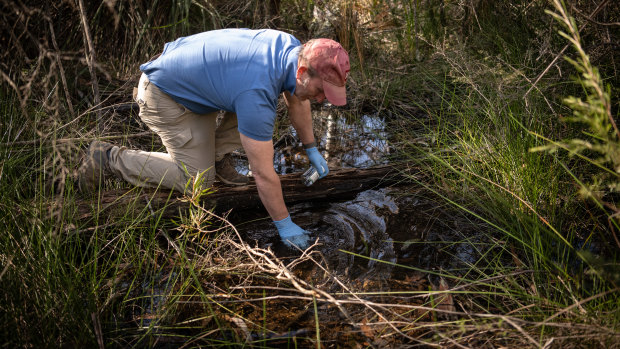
303, 39, 350, 106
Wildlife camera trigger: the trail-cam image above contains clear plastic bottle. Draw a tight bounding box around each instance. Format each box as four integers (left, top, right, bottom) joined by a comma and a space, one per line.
302, 167, 319, 186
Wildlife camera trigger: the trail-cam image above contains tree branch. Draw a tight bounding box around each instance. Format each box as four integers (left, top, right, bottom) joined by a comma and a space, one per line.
76, 0, 102, 129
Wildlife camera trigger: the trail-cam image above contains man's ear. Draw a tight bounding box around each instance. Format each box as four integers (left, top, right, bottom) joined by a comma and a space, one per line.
296, 66, 308, 79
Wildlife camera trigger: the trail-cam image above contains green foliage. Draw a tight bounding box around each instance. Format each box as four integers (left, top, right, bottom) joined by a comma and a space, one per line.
531, 0, 619, 215
390, 0, 619, 343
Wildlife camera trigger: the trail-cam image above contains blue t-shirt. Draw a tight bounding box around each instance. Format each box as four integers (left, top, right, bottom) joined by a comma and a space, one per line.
140, 29, 300, 141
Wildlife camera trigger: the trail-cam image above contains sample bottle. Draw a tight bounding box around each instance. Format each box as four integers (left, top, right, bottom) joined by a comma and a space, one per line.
302, 167, 319, 186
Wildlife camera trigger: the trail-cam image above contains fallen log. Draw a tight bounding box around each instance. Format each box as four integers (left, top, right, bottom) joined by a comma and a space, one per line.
215, 164, 400, 210
76, 164, 408, 220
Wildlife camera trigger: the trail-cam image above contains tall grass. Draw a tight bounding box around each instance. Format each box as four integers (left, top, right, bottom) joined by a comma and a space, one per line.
392, 0, 619, 345
0, 2, 291, 346
532, 0, 619, 236
0, 93, 295, 346
1, 0, 619, 347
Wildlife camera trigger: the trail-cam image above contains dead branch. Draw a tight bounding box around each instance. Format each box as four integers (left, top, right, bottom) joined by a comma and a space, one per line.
47, 15, 75, 117
524, 0, 611, 99
76, 0, 102, 127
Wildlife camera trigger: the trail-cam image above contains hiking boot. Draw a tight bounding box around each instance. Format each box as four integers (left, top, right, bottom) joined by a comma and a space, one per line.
78, 141, 114, 193
215, 154, 249, 186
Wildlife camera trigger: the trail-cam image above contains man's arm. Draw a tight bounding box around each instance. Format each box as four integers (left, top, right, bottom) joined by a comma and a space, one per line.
240, 133, 288, 221
283, 91, 329, 178
240, 133, 311, 249
283, 91, 314, 145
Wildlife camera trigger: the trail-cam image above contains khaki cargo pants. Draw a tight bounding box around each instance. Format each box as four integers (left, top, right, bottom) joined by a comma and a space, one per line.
107, 73, 242, 192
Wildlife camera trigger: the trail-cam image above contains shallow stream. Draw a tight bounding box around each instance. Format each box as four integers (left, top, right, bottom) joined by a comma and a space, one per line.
231, 109, 390, 175
232, 109, 483, 279
129, 110, 487, 339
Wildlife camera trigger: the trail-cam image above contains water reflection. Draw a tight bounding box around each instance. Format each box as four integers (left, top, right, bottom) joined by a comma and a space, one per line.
231, 110, 390, 177
319, 111, 390, 168
283, 110, 389, 172
318, 188, 399, 279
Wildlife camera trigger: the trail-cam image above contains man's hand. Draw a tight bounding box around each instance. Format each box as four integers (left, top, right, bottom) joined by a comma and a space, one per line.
305, 147, 329, 179
273, 215, 311, 249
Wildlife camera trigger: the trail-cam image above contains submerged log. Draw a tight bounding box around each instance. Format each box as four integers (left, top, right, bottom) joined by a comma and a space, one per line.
77, 165, 407, 220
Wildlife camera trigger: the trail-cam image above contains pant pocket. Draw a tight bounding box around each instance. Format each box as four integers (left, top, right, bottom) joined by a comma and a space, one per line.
148, 122, 193, 149
166, 126, 193, 148
139, 90, 192, 150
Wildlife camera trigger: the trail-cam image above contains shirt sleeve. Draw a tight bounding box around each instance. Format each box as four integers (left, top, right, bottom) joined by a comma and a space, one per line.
233, 90, 277, 141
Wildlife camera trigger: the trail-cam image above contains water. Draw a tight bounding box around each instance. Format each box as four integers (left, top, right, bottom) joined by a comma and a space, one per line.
128, 184, 486, 342
319, 111, 390, 169
229, 109, 482, 277
318, 188, 399, 279
130, 271, 177, 329
232, 110, 390, 176
128, 109, 488, 341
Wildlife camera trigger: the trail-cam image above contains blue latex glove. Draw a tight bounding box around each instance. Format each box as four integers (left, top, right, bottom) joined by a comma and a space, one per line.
273, 215, 311, 249
305, 147, 329, 179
